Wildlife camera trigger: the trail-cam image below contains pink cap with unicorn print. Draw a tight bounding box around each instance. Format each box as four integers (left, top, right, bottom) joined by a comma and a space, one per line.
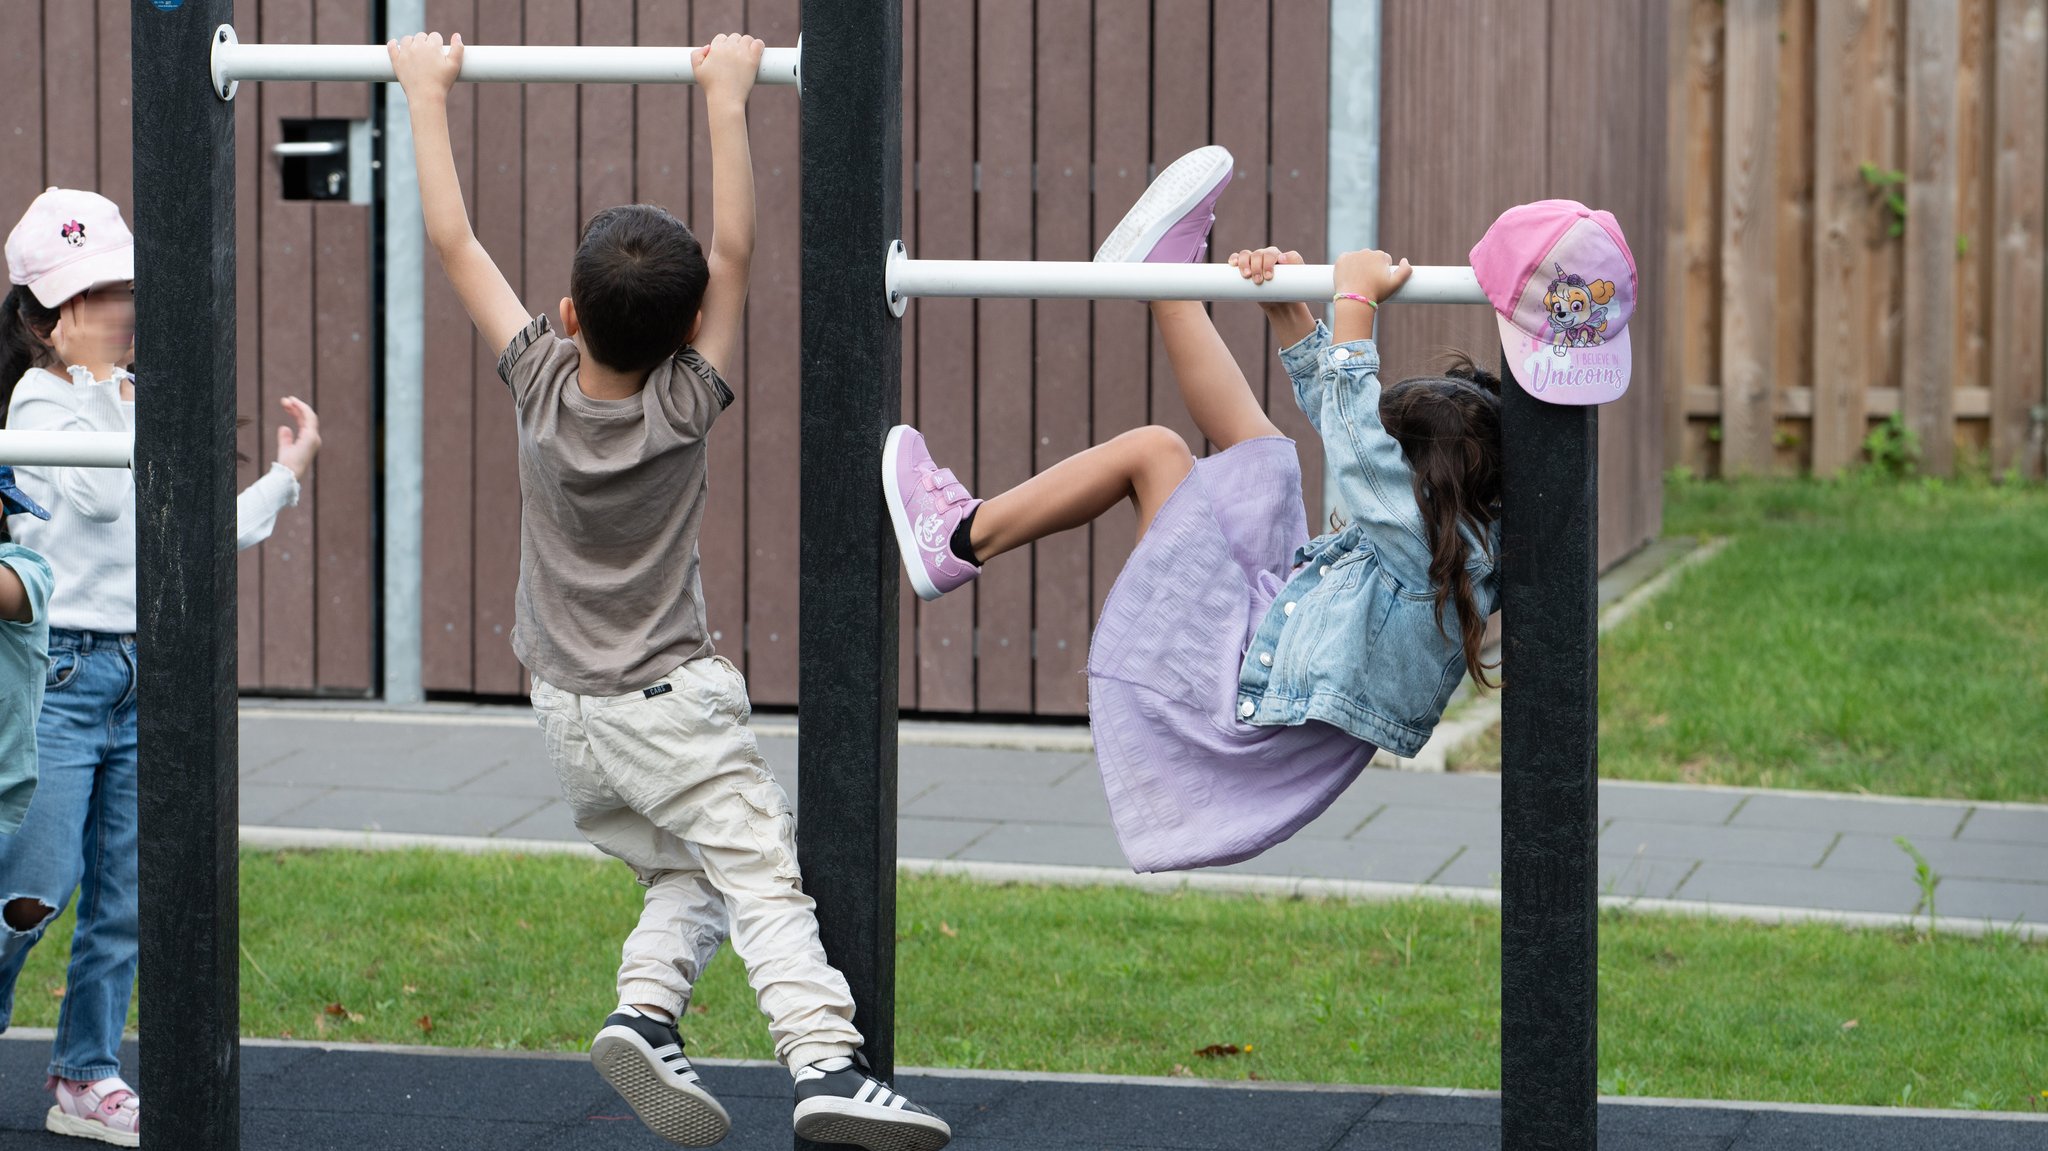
1469, 199, 1637, 406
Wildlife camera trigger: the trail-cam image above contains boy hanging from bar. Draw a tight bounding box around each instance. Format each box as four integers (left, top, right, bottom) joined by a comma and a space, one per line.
390, 32, 951, 1151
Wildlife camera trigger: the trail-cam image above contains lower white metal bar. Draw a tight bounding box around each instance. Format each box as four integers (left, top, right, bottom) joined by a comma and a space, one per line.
212, 26, 799, 97
0, 431, 133, 469
884, 244, 1486, 313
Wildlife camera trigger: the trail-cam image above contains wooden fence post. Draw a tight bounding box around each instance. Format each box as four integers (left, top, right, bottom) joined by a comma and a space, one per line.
1719, 0, 1780, 475
1903, 0, 1961, 475
1991, 0, 2047, 478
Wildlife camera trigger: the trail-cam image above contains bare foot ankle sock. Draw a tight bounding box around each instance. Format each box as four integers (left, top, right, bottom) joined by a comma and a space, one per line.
949, 507, 981, 566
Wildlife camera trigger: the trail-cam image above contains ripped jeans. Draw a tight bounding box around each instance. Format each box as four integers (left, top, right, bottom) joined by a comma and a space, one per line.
529, 655, 861, 1073
0, 630, 138, 1082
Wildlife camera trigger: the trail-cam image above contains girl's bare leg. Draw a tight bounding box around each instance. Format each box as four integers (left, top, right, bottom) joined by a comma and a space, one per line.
968, 426, 1193, 563
1150, 300, 1283, 449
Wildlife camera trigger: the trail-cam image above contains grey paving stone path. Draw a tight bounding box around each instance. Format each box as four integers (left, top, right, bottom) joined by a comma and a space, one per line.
236, 703, 2048, 930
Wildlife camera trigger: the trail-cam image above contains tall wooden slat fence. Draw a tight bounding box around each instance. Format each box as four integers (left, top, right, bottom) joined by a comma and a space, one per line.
1668, 0, 2048, 478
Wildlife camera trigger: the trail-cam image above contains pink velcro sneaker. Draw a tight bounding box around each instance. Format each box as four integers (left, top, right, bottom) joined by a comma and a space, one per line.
882, 425, 982, 602
1469, 200, 1638, 406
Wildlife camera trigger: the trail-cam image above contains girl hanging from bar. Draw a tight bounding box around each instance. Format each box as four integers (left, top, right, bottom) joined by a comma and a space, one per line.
0, 188, 322, 1146
882, 147, 1503, 873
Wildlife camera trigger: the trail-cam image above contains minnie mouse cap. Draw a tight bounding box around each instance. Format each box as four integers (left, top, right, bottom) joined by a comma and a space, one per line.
5, 187, 135, 308
1468, 199, 1636, 406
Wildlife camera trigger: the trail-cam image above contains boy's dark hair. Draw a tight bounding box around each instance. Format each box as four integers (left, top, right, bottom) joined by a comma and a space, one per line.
0, 285, 61, 429
570, 205, 709, 374
1379, 351, 1504, 690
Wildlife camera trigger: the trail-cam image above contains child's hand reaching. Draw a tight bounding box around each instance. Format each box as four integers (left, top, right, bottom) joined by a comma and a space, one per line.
1333, 248, 1413, 304
388, 31, 464, 103
694, 33, 766, 108
273, 397, 322, 485
1228, 247, 1303, 286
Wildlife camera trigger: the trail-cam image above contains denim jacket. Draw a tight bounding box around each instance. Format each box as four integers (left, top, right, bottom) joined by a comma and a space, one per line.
1235, 323, 1501, 757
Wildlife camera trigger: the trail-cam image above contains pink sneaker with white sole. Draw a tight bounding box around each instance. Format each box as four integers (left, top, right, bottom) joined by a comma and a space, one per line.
46, 1076, 139, 1147
1093, 145, 1234, 265
882, 425, 981, 601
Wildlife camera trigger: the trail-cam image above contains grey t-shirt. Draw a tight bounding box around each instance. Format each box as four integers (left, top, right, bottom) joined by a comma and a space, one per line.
497, 315, 734, 696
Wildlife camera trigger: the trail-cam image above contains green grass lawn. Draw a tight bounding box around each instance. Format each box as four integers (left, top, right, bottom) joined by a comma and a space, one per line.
1457, 475, 2048, 802
15, 849, 2047, 1112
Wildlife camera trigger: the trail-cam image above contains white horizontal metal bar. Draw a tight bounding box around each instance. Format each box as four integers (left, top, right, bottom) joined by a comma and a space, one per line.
272, 140, 346, 157
884, 242, 1487, 314
0, 431, 133, 469
211, 25, 798, 97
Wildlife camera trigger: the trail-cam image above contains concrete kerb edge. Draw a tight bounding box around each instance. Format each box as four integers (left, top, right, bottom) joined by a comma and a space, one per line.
6, 1027, 2039, 1123
237, 827, 2048, 940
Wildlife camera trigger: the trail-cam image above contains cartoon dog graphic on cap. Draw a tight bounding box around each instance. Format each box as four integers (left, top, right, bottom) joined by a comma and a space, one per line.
1543, 264, 1615, 352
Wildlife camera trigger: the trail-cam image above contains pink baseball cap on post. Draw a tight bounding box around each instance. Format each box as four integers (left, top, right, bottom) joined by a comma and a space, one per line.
1469, 200, 1637, 406
6, 187, 135, 308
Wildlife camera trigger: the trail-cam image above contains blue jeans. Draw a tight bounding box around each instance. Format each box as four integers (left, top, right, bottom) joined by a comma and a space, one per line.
0, 629, 138, 1081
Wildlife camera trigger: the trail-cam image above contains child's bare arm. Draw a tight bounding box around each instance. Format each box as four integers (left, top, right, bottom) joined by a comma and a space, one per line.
390, 33, 529, 357
0, 564, 27, 624
689, 34, 765, 378
1230, 247, 1317, 346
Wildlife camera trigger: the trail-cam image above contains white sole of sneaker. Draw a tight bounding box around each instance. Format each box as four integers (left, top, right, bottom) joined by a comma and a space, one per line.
45, 1107, 140, 1147
794, 1097, 953, 1151
590, 1026, 732, 1148
882, 425, 944, 602
1093, 145, 1233, 264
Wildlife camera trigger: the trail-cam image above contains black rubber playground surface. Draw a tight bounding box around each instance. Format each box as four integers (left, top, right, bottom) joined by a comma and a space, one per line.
0, 1036, 2041, 1150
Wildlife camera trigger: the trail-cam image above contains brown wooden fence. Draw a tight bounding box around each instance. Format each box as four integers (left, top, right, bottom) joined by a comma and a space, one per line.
5, 1, 1673, 714
406, 0, 1336, 713
1666, 0, 2048, 478
0, 0, 381, 696
1380, 0, 1671, 572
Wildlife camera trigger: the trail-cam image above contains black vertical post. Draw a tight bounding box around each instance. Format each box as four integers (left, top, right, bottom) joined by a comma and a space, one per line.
796, 0, 902, 1128
1499, 359, 1599, 1151
133, 4, 241, 1150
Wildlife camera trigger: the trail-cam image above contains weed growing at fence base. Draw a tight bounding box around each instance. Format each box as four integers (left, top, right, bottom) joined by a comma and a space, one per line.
13, 849, 2045, 1111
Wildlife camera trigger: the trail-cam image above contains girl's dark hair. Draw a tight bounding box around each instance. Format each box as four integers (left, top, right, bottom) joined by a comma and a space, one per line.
1379, 351, 1504, 689
0, 285, 61, 428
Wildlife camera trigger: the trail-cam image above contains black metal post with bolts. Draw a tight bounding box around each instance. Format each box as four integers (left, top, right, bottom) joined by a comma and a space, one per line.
133, 2, 243, 1149
1498, 355, 1601, 1151
795, 4, 904, 1148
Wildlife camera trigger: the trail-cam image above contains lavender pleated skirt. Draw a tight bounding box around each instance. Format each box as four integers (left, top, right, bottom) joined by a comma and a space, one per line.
1086, 435, 1377, 873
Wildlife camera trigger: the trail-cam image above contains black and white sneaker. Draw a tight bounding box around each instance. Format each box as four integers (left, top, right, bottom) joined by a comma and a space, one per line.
792, 1054, 951, 1151
590, 1008, 732, 1147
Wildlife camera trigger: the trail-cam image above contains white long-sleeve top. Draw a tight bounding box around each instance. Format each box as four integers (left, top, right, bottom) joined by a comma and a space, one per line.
5, 366, 301, 634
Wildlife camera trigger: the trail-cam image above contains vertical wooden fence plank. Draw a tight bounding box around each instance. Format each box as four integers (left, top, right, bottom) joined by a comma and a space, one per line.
95, 0, 131, 217
256, 0, 316, 690
42, 1, 96, 190
469, 0, 525, 695
311, 0, 375, 693
1718, 0, 1780, 476
1089, 0, 1149, 624
1208, 0, 1273, 425
1145, 0, 1209, 453
580, 0, 636, 220
741, 0, 800, 704
897, 0, 918, 708
1991, 0, 2046, 477
1868, 0, 1908, 420
0, 0, 42, 218
690, 0, 749, 672
1032, 0, 1092, 714
1812, 1, 1875, 474
1775, 0, 1815, 474
421, 0, 480, 692
234, 0, 262, 685
1904, 0, 1960, 474
310, 197, 374, 692
1954, 0, 1994, 451
1268, 0, 1329, 524
1678, 0, 1725, 473
1661, 0, 1694, 472
912, 0, 976, 713
974, 0, 1035, 714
